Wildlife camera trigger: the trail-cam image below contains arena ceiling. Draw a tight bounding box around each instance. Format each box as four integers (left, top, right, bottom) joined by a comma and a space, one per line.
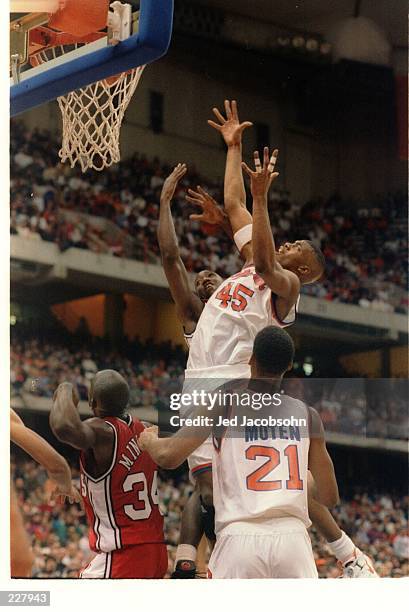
194, 0, 407, 47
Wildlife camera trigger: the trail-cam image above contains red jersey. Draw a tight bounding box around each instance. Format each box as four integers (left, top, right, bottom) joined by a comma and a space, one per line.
79, 415, 164, 553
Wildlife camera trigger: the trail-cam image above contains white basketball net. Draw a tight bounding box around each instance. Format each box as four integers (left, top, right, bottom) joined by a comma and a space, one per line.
57, 65, 145, 172
32, 44, 145, 172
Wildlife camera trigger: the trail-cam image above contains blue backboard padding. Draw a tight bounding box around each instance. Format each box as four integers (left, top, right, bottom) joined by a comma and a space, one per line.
10, 0, 174, 116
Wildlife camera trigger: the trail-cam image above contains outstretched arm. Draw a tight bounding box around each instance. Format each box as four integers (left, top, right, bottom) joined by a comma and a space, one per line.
139, 409, 212, 470
208, 100, 253, 262
10, 408, 80, 503
208, 100, 252, 224
158, 164, 203, 333
242, 148, 300, 302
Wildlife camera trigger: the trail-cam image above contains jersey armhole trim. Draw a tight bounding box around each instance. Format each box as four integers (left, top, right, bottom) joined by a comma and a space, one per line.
80, 421, 118, 483
271, 293, 297, 327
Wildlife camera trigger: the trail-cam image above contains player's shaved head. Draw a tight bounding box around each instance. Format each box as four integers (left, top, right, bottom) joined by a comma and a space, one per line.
89, 369, 130, 417
251, 326, 295, 377
304, 241, 326, 283
277, 240, 325, 284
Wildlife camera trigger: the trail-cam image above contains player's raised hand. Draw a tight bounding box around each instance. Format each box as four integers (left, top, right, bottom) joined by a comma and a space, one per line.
208, 100, 253, 147
160, 163, 187, 203
53, 382, 80, 408
186, 186, 226, 226
242, 147, 279, 198
139, 426, 159, 452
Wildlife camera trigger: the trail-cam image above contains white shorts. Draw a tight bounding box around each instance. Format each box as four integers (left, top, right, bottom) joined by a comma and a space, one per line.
183, 365, 251, 479
188, 437, 213, 479
208, 520, 318, 579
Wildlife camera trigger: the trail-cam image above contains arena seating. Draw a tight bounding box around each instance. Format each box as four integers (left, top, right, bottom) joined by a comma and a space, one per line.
11, 326, 408, 440
11, 120, 408, 313
11, 456, 409, 578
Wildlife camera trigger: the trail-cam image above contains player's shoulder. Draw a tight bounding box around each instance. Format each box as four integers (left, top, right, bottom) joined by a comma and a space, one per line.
84, 416, 116, 436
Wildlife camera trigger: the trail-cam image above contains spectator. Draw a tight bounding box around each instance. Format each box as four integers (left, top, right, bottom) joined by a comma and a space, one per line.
10, 120, 407, 313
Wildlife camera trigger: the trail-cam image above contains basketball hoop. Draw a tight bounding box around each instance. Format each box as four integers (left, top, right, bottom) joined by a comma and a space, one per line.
15, 1, 147, 172
57, 65, 145, 172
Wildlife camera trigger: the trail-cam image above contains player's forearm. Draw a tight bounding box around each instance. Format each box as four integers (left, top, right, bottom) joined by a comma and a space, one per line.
158, 198, 180, 261
145, 437, 182, 470
50, 385, 90, 449
11, 425, 71, 482
146, 429, 208, 470
224, 144, 246, 211
217, 209, 234, 239
252, 194, 277, 274
309, 444, 339, 508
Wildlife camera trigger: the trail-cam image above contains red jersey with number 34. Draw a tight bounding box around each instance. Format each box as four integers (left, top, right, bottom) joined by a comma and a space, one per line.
79, 415, 164, 553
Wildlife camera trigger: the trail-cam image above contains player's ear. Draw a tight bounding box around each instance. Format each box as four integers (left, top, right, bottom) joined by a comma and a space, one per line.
297, 264, 310, 277
287, 361, 293, 372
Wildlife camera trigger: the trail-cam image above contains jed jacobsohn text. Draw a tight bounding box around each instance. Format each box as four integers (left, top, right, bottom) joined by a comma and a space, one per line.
169, 414, 307, 428
169, 390, 283, 411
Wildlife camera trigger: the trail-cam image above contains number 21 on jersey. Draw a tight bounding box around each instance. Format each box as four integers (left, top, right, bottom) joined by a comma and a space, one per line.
245, 444, 303, 491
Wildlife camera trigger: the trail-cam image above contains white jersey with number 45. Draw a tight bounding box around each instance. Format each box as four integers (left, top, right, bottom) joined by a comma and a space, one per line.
186, 265, 298, 375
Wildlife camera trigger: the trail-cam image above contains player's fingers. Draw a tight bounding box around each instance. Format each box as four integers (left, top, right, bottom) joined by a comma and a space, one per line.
189, 214, 204, 221
254, 150, 262, 173
196, 186, 210, 198
207, 120, 222, 131
267, 149, 279, 173
232, 99, 239, 120
72, 488, 82, 503
224, 99, 232, 120
146, 425, 158, 434
268, 172, 280, 188
263, 146, 270, 170
241, 161, 253, 177
212, 107, 226, 124
239, 121, 253, 131
187, 188, 202, 199
186, 196, 202, 206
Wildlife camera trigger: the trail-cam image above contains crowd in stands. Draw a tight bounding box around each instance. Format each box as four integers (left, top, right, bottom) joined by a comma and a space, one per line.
10, 121, 408, 313
11, 324, 186, 410
11, 457, 408, 578
11, 324, 408, 440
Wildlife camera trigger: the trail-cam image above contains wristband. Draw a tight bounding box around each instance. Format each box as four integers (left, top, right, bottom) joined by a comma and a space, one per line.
234, 223, 253, 252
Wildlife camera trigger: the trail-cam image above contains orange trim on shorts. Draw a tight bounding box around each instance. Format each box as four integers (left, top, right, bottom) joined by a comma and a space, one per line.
191, 462, 212, 476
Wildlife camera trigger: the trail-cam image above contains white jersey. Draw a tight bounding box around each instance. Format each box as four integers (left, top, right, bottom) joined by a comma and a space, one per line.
212, 392, 311, 536
186, 265, 298, 376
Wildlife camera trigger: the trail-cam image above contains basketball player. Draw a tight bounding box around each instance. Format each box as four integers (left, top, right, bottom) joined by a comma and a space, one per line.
139, 326, 339, 578
158, 163, 240, 576
160, 105, 376, 577
10, 408, 80, 577
158, 128, 335, 578
202, 100, 379, 578
50, 371, 167, 579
